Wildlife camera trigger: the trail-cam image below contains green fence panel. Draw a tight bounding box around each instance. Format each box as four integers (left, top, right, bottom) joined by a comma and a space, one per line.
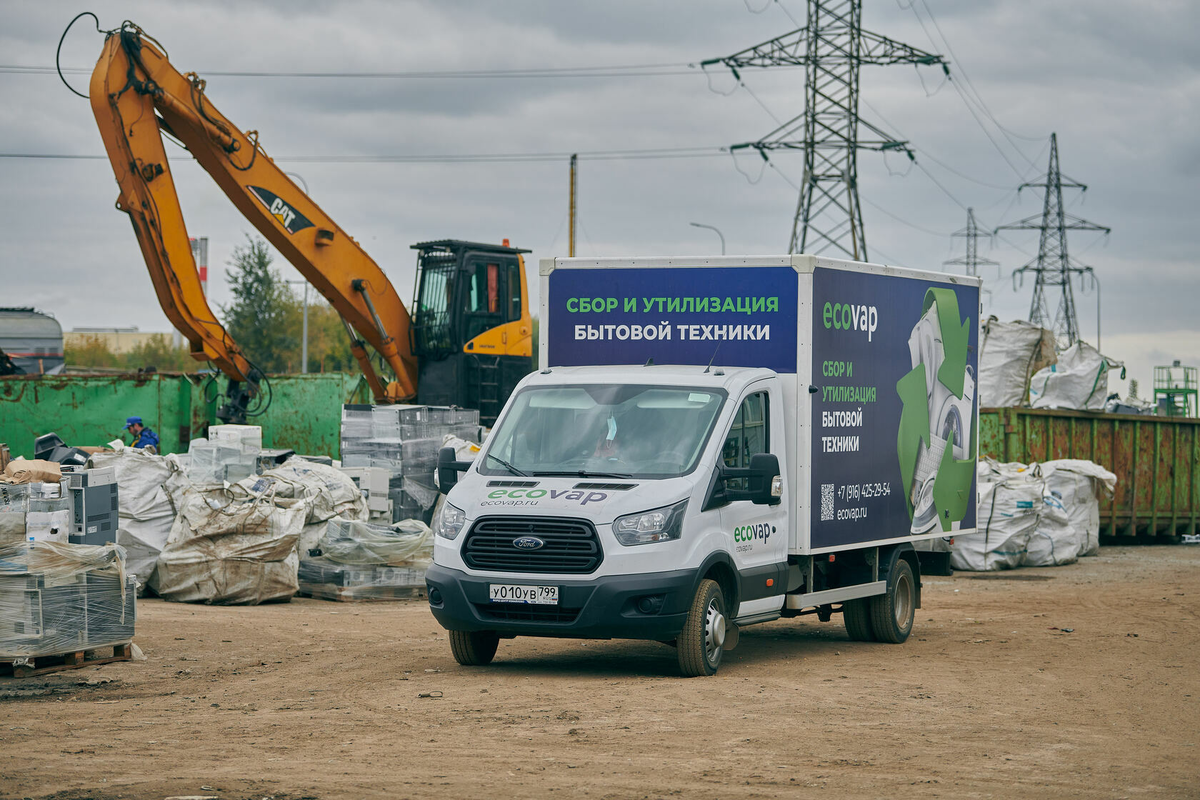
0, 372, 369, 460
250, 374, 369, 457
0, 374, 197, 458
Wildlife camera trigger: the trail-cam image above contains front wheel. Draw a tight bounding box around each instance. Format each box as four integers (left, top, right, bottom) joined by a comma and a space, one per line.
449, 630, 500, 665
869, 558, 916, 644
677, 579, 727, 677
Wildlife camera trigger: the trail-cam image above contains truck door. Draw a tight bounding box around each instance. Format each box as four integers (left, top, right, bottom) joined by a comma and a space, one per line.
718, 383, 789, 616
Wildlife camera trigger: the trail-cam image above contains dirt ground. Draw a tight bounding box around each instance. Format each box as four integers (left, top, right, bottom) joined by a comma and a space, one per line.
1, 546, 1198, 800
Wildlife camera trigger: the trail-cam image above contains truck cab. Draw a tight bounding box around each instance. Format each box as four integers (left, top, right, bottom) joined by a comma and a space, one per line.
427, 255, 980, 676
427, 365, 789, 666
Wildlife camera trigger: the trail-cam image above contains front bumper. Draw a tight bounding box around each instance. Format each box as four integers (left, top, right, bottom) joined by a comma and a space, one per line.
425, 563, 698, 640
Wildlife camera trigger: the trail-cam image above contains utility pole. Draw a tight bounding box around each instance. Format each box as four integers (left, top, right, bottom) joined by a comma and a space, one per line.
944, 208, 998, 278
568, 154, 577, 257
300, 283, 308, 374
285, 280, 310, 373
997, 133, 1110, 346
705, 0, 945, 259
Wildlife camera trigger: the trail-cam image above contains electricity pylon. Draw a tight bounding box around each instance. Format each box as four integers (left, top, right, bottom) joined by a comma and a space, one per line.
704, 0, 945, 260
996, 133, 1110, 345
945, 208, 998, 277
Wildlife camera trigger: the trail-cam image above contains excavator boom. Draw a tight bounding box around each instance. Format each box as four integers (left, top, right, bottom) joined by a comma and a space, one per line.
88, 23, 418, 418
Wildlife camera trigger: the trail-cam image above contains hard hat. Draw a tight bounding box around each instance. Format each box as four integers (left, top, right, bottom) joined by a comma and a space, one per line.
125, 416, 143, 428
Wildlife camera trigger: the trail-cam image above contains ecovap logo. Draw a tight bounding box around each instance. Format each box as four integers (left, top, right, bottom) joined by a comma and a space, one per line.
823, 300, 878, 342
512, 536, 545, 550
247, 186, 315, 235
733, 523, 774, 543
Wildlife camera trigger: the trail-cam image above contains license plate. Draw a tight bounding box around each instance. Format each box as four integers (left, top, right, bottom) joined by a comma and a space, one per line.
489, 584, 559, 605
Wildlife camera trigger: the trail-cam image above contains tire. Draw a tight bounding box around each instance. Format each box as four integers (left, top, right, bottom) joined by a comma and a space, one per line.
448, 630, 500, 666
677, 579, 727, 677
869, 558, 916, 644
842, 598, 876, 642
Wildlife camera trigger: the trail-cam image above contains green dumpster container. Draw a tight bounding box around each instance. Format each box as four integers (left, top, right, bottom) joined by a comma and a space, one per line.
0, 372, 370, 460
980, 407, 1200, 538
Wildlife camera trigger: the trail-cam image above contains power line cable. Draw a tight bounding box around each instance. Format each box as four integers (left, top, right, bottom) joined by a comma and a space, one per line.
902, 4, 1029, 178
773, 0, 805, 29
755, 80, 998, 245
0, 153, 107, 160
578, 219, 599, 255
545, 210, 569, 254
0, 146, 728, 164
796, 87, 1036, 258
859, 96, 1013, 190
860, 194, 950, 238
912, 147, 1012, 190
908, 1, 1044, 174
4, 61, 806, 80
864, 243, 911, 268
739, 81, 785, 125
770, 159, 945, 238
917, 0, 1045, 144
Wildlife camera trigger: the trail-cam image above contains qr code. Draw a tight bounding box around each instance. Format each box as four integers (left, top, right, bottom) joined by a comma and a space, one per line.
820, 483, 835, 521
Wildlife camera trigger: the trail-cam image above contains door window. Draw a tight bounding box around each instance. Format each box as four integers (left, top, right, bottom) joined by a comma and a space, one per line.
507, 262, 522, 321
462, 258, 508, 341
722, 392, 769, 490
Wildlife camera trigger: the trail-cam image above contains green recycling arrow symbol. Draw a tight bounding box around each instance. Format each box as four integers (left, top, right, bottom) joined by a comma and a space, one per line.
896, 287, 975, 531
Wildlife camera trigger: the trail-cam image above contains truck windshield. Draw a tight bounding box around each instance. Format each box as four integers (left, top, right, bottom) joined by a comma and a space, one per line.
480, 384, 727, 479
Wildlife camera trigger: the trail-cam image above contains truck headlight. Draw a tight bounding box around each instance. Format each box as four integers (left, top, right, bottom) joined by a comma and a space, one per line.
433, 502, 467, 540
613, 500, 687, 546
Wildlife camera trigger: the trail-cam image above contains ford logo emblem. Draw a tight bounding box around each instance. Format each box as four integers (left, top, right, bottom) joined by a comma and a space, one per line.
512, 536, 545, 550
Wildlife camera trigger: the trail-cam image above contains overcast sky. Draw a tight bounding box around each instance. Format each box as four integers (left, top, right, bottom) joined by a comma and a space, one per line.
1, 0, 1197, 393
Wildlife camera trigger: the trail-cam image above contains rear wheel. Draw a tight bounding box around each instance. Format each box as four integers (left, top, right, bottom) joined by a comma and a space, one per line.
869, 559, 916, 644
842, 598, 876, 641
449, 630, 500, 665
677, 579, 726, 677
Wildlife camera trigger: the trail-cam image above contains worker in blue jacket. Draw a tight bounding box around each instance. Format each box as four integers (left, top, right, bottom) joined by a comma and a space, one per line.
125, 416, 160, 451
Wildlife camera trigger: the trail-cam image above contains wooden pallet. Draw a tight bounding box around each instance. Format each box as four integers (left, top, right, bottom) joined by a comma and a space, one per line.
298, 584, 427, 603
0, 642, 132, 679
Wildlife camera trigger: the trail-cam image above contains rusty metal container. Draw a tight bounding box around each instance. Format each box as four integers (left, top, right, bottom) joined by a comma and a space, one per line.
980, 407, 1200, 538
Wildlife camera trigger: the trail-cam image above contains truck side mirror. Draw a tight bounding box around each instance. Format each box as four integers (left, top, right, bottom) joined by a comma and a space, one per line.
747, 453, 782, 506
716, 452, 782, 506
437, 446, 473, 494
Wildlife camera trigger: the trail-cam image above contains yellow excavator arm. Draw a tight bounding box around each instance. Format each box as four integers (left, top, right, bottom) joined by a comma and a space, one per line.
88, 22, 417, 419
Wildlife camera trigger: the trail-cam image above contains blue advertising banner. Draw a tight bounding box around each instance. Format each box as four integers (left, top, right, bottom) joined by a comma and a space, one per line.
546, 266, 799, 372
809, 267, 979, 549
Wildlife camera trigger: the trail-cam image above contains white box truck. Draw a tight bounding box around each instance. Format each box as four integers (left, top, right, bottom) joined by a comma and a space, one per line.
426, 255, 981, 676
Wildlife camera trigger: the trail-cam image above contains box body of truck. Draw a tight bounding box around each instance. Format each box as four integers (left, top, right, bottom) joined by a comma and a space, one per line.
426, 254, 980, 675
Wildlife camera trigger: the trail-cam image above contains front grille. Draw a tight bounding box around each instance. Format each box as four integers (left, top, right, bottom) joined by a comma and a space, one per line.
463, 516, 602, 574
475, 603, 582, 624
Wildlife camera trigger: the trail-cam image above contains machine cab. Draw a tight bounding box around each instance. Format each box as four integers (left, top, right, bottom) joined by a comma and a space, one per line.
410, 240, 534, 424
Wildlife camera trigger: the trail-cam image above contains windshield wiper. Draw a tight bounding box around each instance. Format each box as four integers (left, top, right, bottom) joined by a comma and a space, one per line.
486, 453, 529, 478
534, 470, 635, 480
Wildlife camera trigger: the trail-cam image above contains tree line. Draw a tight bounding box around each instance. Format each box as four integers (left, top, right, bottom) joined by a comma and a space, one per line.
67, 235, 357, 374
